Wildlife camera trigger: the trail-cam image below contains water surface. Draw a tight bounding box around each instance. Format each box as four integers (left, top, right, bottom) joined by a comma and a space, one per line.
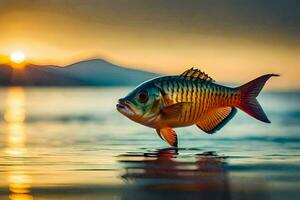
0, 87, 299, 200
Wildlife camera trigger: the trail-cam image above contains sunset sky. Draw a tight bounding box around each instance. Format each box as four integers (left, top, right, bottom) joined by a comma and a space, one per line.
0, 0, 299, 89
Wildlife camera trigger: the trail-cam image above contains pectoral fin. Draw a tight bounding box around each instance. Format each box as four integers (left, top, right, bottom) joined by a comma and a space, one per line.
156, 128, 178, 147
196, 107, 237, 134
161, 102, 192, 119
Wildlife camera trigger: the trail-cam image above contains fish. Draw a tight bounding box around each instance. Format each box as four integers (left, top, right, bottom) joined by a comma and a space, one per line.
116, 68, 279, 147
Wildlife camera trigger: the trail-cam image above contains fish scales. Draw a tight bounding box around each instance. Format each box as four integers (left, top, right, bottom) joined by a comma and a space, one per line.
157, 76, 228, 123
186, 80, 191, 122
195, 84, 201, 120
190, 81, 197, 121
191, 81, 197, 121
181, 80, 187, 122
189, 81, 195, 122
186, 79, 193, 122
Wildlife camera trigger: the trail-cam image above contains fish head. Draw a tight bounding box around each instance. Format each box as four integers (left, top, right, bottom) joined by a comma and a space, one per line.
116, 82, 163, 123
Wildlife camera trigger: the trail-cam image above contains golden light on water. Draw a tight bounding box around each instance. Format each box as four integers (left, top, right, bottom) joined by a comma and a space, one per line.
4, 89, 26, 123
4, 87, 33, 200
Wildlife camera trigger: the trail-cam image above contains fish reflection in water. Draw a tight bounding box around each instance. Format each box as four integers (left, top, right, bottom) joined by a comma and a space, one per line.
118, 149, 230, 200
118, 149, 270, 200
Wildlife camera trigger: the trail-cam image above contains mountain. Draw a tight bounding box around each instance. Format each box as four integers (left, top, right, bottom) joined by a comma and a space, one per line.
0, 59, 159, 86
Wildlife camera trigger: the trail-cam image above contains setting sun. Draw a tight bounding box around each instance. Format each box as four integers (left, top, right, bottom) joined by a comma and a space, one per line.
10, 51, 26, 64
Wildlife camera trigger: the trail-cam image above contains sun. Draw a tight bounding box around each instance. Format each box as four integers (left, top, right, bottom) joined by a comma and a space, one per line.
10, 51, 26, 64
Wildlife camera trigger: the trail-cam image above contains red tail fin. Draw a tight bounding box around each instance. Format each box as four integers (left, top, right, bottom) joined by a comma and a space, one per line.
237, 74, 279, 123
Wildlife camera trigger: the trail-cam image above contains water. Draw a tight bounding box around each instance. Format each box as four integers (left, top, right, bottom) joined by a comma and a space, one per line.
0, 87, 299, 200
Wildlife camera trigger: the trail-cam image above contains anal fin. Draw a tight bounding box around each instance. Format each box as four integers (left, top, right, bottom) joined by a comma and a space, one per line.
196, 107, 237, 134
156, 128, 178, 147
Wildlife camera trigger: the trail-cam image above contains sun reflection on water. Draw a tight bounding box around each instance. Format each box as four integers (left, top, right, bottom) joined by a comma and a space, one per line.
4, 87, 33, 200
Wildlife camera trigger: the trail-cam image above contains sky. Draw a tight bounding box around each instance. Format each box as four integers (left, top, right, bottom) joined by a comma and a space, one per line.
0, 0, 299, 89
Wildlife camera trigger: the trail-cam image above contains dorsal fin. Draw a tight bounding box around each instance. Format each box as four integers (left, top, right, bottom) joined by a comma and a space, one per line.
180, 67, 215, 82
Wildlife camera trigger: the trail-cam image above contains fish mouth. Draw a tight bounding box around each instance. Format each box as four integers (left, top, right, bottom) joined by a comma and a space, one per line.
116, 99, 135, 116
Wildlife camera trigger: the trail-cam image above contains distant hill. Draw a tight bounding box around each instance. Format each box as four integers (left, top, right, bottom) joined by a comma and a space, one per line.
0, 59, 159, 86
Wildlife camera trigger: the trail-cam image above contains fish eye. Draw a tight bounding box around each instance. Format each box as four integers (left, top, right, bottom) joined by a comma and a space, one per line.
136, 91, 148, 103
